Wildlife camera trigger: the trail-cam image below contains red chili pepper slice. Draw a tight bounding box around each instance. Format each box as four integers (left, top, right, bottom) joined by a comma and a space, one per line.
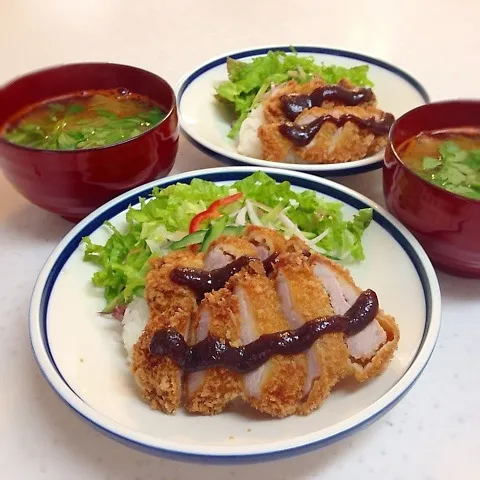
189, 192, 243, 233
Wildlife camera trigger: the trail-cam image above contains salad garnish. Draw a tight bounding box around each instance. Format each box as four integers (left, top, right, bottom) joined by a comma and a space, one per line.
82, 172, 373, 312
189, 192, 243, 233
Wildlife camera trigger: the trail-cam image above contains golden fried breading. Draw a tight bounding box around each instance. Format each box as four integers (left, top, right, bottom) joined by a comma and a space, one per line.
308, 253, 400, 382
227, 260, 307, 417
263, 77, 328, 123
262, 77, 377, 124
244, 224, 287, 259
185, 289, 242, 415
297, 118, 375, 164
285, 235, 310, 254
131, 250, 203, 414
259, 106, 388, 164
275, 252, 333, 320
257, 123, 293, 163
366, 135, 388, 156
273, 253, 351, 415
351, 310, 400, 382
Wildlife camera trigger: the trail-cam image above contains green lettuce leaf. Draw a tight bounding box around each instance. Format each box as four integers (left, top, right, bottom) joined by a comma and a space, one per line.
82, 222, 148, 311
125, 179, 230, 231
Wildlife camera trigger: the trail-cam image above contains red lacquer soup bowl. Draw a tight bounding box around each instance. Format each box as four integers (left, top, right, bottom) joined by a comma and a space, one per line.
0, 63, 179, 222
383, 100, 480, 278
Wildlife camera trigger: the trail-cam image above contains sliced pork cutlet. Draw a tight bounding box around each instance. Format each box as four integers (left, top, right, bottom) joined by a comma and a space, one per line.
227, 260, 307, 417
258, 106, 391, 164
131, 250, 203, 414
309, 254, 399, 381
244, 225, 287, 260
184, 236, 257, 413
262, 78, 377, 124
185, 288, 242, 415
203, 235, 257, 270
273, 252, 351, 415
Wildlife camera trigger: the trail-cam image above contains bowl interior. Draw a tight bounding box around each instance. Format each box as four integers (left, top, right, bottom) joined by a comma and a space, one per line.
390, 100, 480, 152
0, 63, 176, 135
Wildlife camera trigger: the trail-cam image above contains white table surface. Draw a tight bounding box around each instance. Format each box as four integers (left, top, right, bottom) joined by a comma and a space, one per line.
1, 1, 479, 478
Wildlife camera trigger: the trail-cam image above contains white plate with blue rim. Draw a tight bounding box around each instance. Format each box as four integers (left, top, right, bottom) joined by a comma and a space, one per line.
30, 166, 441, 463
177, 45, 430, 176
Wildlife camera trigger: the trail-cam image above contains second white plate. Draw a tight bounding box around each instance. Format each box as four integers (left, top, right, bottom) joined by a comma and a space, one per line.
177, 45, 429, 176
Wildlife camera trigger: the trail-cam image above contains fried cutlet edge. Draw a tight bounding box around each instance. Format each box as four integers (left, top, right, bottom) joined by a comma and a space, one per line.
185, 288, 242, 415
130, 250, 203, 414
273, 252, 351, 416
308, 253, 400, 382
227, 260, 307, 418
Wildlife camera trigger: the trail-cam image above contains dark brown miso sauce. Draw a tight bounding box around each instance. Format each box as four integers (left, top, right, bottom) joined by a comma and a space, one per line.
281, 85, 374, 121
148, 289, 378, 374
170, 254, 279, 297
279, 113, 395, 147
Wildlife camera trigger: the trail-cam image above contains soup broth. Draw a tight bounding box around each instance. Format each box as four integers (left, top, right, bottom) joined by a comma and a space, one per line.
398, 128, 480, 200
1, 88, 166, 150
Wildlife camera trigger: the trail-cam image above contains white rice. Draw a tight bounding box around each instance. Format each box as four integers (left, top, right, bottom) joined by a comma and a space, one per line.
236, 105, 265, 158
236, 97, 299, 164
121, 297, 149, 363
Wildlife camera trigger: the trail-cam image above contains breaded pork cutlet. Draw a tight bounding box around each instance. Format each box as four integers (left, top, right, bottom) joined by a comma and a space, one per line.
228, 260, 307, 417
258, 106, 389, 164
309, 254, 400, 381
185, 236, 256, 414
273, 252, 351, 415
131, 250, 203, 414
185, 288, 242, 414
263, 77, 377, 124
129, 227, 399, 418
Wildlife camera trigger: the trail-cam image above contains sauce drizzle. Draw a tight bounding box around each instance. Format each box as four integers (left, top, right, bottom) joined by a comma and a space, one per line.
171, 254, 279, 296
149, 289, 378, 373
281, 85, 374, 121
279, 113, 395, 147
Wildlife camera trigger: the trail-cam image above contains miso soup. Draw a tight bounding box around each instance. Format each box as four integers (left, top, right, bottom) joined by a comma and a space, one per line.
1, 88, 166, 150
398, 128, 480, 200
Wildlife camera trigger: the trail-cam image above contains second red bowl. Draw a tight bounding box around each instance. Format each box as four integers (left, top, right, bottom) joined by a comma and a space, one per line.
383, 100, 480, 278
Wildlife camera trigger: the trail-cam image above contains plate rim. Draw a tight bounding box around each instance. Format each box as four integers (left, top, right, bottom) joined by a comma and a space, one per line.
176, 45, 431, 176
29, 166, 441, 463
